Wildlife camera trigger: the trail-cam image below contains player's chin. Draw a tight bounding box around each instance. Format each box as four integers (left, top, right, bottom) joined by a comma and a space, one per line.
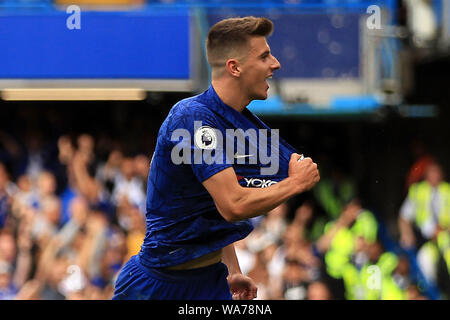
253, 90, 268, 100
262, 90, 269, 99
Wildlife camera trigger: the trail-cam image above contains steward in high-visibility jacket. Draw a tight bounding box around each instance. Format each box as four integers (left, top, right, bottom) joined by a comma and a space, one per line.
324, 209, 378, 280
406, 181, 450, 231
341, 252, 407, 300
423, 230, 450, 298
323, 209, 411, 300
437, 231, 450, 276
399, 163, 450, 249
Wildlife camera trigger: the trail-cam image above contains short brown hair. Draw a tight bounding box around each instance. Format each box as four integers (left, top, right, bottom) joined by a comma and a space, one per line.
206, 16, 274, 69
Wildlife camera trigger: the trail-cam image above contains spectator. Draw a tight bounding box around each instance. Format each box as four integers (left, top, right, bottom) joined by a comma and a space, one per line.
0, 260, 17, 300
133, 154, 150, 192
399, 162, 449, 249
122, 206, 146, 262
313, 166, 356, 221
0, 163, 15, 229
30, 195, 61, 244
11, 175, 34, 220
0, 230, 16, 265
111, 157, 146, 214
234, 239, 256, 277
95, 149, 124, 201
247, 250, 271, 300
0, 128, 446, 300
405, 139, 435, 190
398, 162, 450, 286
307, 281, 332, 300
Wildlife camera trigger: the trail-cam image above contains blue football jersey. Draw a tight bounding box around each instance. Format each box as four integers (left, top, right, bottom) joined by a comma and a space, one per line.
139, 85, 298, 268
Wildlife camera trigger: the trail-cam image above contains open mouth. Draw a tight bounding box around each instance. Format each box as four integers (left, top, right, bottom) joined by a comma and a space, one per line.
265, 75, 272, 90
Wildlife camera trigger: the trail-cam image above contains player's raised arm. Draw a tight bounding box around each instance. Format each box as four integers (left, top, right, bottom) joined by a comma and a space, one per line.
202, 153, 320, 222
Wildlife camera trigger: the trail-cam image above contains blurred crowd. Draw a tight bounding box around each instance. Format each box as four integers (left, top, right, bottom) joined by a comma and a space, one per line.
0, 131, 449, 300
236, 142, 450, 300
0, 133, 149, 299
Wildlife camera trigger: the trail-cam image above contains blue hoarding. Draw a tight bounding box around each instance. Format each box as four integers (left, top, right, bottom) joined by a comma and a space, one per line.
0, 9, 191, 79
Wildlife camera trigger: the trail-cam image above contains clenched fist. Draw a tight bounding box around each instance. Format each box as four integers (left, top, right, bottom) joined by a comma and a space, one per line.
288, 153, 320, 193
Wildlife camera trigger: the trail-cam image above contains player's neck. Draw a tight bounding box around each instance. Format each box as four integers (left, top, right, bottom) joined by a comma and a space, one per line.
211, 79, 250, 113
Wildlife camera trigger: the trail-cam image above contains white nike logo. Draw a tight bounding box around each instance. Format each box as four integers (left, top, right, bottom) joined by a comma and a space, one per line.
234, 153, 254, 159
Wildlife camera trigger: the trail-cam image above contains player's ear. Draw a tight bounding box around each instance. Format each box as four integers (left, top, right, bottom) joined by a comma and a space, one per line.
226, 59, 241, 78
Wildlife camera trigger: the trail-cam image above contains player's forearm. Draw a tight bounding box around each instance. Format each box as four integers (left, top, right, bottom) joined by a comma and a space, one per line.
228, 176, 302, 221
205, 156, 319, 222
221, 243, 241, 275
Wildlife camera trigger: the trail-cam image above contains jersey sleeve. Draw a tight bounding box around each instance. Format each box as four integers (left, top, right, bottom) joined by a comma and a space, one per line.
169, 105, 233, 183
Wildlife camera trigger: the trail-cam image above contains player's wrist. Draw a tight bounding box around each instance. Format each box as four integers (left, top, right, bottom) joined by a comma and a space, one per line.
227, 271, 242, 279
226, 263, 242, 275
286, 176, 306, 194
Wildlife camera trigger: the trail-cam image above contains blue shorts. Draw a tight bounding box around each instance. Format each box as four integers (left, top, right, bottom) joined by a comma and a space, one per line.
112, 255, 232, 300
